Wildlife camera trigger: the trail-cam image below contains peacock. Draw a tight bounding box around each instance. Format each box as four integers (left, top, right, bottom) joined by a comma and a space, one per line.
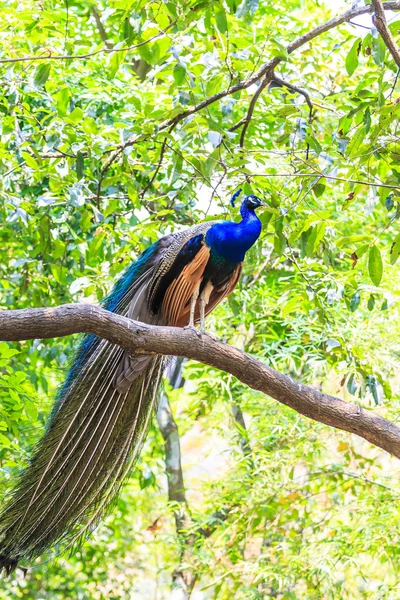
0, 189, 266, 574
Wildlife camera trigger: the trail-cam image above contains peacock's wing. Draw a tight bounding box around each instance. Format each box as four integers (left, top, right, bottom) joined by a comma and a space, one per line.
113, 222, 217, 391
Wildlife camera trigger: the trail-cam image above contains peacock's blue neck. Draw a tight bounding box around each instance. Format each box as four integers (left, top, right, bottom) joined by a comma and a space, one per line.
206, 208, 262, 263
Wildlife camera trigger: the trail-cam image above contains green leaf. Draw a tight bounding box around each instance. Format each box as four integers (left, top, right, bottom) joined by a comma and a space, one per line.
139, 468, 156, 489
165, 2, 177, 16
346, 38, 361, 76
0, 433, 11, 448
281, 296, 303, 318
109, 50, 126, 78
350, 291, 360, 312
306, 135, 322, 155
34, 63, 51, 87
346, 125, 366, 158
367, 375, 383, 405
56, 88, 70, 116
368, 245, 383, 286
50, 263, 64, 284
390, 232, 400, 265
347, 373, 358, 395
0, 342, 18, 359
215, 8, 228, 33
372, 35, 386, 65
367, 294, 375, 311
21, 151, 40, 170
270, 38, 288, 61
236, 0, 259, 17
313, 182, 325, 198
173, 63, 186, 85
68, 107, 84, 125
274, 232, 286, 255
363, 107, 371, 133
122, 18, 135, 45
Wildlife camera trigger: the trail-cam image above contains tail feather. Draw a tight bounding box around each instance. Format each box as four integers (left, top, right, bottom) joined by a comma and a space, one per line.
0, 244, 167, 572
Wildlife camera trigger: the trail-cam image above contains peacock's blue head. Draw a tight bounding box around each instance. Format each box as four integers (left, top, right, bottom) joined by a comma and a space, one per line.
243, 194, 264, 210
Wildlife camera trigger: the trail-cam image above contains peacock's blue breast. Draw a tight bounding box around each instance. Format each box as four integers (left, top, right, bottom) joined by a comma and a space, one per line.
205, 217, 261, 263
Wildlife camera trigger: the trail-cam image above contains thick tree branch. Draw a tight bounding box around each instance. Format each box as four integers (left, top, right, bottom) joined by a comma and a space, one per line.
1, 304, 400, 461
156, 359, 196, 599
372, 0, 400, 68
157, 360, 187, 520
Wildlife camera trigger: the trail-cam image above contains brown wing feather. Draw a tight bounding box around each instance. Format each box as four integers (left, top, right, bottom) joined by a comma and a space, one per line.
175, 262, 243, 327
161, 244, 210, 326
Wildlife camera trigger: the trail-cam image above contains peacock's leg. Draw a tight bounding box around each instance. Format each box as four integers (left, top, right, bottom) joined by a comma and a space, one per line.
199, 281, 214, 333
184, 280, 201, 330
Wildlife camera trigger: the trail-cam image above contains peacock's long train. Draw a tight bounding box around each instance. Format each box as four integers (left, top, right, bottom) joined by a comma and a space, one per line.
0, 190, 266, 573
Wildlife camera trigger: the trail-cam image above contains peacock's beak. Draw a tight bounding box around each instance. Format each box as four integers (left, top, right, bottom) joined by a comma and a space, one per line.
259, 202, 269, 208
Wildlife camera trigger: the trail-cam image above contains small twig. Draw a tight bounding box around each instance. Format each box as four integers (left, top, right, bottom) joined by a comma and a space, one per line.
372, 0, 400, 68
388, 67, 400, 99
240, 74, 273, 148
95, 133, 145, 206
271, 76, 313, 122
140, 139, 168, 198
40, 150, 78, 159
228, 117, 247, 133
231, 403, 253, 459
248, 172, 400, 190
2, 161, 26, 178
163, 141, 223, 200
271, 75, 314, 158
206, 162, 227, 215
140, 124, 177, 198
0, 20, 178, 64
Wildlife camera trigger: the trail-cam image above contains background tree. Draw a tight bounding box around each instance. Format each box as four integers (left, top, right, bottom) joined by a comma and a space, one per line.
1, 0, 400, 598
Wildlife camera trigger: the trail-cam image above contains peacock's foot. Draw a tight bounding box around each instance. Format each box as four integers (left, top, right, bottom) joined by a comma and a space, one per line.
199, 329, 218, 341
183, 324, 202, 337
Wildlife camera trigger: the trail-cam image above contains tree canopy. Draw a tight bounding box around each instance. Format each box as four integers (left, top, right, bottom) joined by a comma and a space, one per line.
1, 0, 400, 598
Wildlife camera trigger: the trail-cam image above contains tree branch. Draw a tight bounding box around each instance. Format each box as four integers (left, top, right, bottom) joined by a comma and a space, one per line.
239, 74, 273, 147
110, 2, 400, 159
372, 0, 400, 68
1, 303, 400, 461
90, 6, 113, 50
157, 360, 187, 521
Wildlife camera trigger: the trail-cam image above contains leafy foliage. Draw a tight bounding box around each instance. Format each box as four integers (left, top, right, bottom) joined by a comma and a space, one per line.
1, 0, 400, 597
